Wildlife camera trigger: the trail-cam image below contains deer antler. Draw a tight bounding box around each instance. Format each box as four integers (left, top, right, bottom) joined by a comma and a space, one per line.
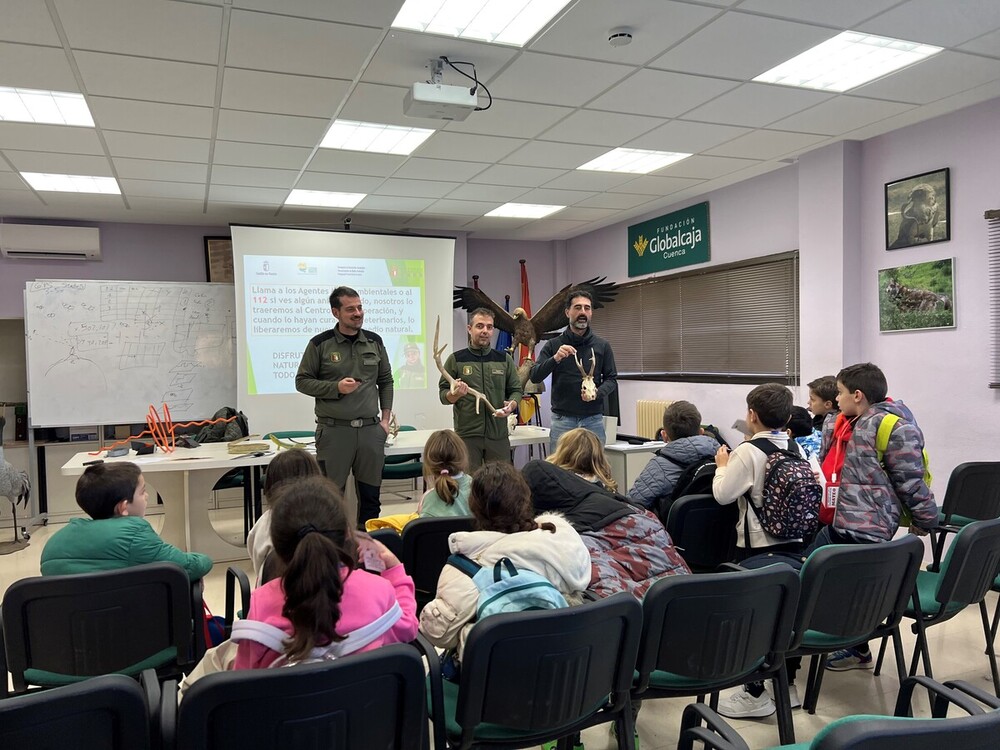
573, 351, 596, 378
433, 316, 500, 415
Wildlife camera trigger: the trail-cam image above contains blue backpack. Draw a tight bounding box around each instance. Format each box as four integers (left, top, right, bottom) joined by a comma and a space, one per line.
447, 554, 568, 619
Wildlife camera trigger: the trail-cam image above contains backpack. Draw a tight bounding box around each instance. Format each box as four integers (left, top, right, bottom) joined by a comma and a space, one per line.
746, 438, 822, 541
196, 406, 249, 443
875, 414, 932, 527
656, 453, 717, 523
447, 554, 568, 620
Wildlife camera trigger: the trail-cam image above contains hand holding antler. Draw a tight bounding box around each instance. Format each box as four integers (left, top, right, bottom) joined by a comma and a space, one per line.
574, 351, 598, 402
433, 317, 500, 415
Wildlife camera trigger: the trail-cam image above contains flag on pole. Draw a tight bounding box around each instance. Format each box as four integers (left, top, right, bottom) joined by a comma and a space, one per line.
519, 259, 532, 365
496, 294, 512, 352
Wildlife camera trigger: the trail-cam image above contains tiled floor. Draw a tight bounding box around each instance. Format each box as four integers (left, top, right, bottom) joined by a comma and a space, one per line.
3, 512, 998, 750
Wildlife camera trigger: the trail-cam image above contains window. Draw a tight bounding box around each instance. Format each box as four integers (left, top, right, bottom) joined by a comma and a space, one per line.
987, 210, 1000, 387
599, 252, 799, 384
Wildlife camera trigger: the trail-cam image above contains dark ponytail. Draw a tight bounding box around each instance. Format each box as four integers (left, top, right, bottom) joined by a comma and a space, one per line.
269, 476, 355, 662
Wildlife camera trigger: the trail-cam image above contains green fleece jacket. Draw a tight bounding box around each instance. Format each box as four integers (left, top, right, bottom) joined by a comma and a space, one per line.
40, 516, 213, 581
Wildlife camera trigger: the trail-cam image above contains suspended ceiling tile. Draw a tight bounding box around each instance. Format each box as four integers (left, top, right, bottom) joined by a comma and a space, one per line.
488, 53, 632, 107
0, 122, 105, 155
504, 219, 590, 239
469, 164, 567, 187
227, 9, 382, 77
424, 199, 501, 216
959, 28, 1000, 56
87, 98, 214, 138
362, 31, 518, 88
104, 132, 210, 162
442, 183, 527, 202
737, 0, 901, 27
770, 96, 916, 136
626, 120, 750, 153
75, 52, 217, 106
515, 187, 597, 205
415, 132, 526, 163
657, 154, 760, 180
541, 170, 638, 192
0, 42, 79, 91
574, 192, 657, 210
231, 0, 403, 27
55, 0, 223, 64
391, 157, 490, 182
118, 179, 206, 200
113, 157, 208, 182
4, 150, 112, 174
214, 141, 313, 170
851, 52, 1000, 105
296, 172, 384, 192
405, 214, 475, 230
684, 83, 833, 128
529, 0, 722, 65
704, 129, 828, 160
445, 99, 574, 139
858, 0, 1000, 47
589, 70, 740, 119
208, 184, 288, 204
308, 150, 407, 176
216, 110, 328, 147
373, 178, 460, 198
211, 165, 299, 189
501, 141, 606, 170
608, 174, 702, 195
537, 109, 663, 146
554, 206, 620, 221
649, 12, 835, 80
221, 69, 351, 118
462, 216, 533, 231
356, 194, 436, 213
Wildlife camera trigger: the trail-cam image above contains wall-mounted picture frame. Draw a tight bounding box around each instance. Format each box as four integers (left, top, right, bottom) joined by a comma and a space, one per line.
204, 236, 234, 283
878, 257, 955, 333
885, 167, 950, 250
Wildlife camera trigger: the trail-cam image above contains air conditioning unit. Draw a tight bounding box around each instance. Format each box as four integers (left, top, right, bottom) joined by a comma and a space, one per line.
0, 224, 101, 260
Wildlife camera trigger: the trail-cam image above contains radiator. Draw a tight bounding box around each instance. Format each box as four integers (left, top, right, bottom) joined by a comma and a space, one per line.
636, 399, 672, 440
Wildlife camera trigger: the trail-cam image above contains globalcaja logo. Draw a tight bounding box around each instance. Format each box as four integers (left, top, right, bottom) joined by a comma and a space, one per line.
627, 202, 710, 278
296, 261, 318, 275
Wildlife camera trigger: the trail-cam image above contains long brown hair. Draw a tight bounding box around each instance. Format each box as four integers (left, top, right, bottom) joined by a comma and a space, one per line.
269, 476, 357, 662
548, 428, 617, 492
470, 462, 554, 534
263, 449, 322, 498
422, 429, 468, 505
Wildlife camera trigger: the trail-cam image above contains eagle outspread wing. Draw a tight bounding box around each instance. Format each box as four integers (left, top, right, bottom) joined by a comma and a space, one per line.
529, 276, 619, 340
452, 287, 517, 334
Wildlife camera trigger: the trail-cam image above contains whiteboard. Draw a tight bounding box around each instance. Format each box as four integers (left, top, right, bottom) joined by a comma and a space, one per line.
25, 280, 236, 427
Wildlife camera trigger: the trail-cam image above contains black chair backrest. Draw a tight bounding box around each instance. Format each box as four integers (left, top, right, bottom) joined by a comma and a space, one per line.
636, 565, 800, 687
793, 535, 924, 648
173, 644, 425, 749
453, 593, 641, 746
934, 517, 1000, 609
400, 516, 474, 610
665, 493, 738, 571
1, 562, 194, 693
0, 673, 150, 749
812, 711, 1000, 750
939, 462, 1000, 523
368, 527, 404, 558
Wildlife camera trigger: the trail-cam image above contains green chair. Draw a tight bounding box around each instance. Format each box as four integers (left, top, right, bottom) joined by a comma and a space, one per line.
929, 462, 1000, 571
382, 425, 424, 492
677, 676, 1000, 750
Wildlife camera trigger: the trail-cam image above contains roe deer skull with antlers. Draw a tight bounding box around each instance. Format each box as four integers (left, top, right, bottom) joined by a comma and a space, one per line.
433, 316, 501, 415
574, 351, 597, 402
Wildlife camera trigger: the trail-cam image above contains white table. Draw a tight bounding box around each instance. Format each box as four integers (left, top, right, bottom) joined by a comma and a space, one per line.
606, 440, 664, 494
61, 426, 550, 562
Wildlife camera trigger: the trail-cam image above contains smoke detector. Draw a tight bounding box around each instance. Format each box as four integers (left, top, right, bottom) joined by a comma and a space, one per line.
608, 27, 633, 47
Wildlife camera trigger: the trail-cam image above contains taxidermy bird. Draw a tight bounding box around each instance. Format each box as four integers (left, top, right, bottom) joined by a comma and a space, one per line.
0, 415, 31, 544
453, 276, 619, 358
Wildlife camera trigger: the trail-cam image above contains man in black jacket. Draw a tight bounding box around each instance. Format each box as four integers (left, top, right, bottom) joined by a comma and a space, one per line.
529, 289, 618, 453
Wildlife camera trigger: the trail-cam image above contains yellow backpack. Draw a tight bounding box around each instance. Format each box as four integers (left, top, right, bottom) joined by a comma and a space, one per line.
875, 413, 932, 526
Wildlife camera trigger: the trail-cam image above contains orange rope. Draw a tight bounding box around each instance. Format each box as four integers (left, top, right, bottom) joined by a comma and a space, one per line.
88, 404, 243, 456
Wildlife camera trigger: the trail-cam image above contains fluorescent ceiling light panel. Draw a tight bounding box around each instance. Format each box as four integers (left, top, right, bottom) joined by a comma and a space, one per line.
392, 0, 573, 47
284, 190, 366, 208
753, 31, 943, 92
577, 148, 692, 174
485, 203, 565, 219
21, 172, 120, 194
320, 120, 435, 155
0, 87, 95, 126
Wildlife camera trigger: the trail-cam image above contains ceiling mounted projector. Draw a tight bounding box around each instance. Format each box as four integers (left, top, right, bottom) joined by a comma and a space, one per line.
403, 81, 477, 121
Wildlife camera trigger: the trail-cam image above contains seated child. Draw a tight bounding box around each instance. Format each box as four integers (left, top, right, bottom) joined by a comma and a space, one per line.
246, 449, 323, 584
418, 429, 473, 518
808, 374, 840, 438
41, 462, 212, 581
712, 384, 805, 559
628, 401, 720, 511
787, 405, 820, 459
232, 476, 418, 668
419, 462, 590, 661
548, 426, 619, 492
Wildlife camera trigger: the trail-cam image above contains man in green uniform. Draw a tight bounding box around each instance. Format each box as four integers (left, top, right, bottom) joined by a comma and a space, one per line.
439, 308, 521, 471
296, 286, 393, 527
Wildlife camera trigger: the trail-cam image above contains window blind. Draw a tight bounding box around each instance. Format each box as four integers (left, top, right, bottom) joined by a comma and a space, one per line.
599, 252, 799, 384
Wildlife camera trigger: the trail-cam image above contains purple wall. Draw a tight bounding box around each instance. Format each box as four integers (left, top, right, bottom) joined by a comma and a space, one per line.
0, 222, 227, 318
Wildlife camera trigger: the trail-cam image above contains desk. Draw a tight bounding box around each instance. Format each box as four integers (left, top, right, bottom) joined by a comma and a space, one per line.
606, 441, 664, 494
61, 426, 549, 563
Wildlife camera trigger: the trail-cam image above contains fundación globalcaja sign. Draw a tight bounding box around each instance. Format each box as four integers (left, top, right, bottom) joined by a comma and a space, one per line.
628, 201, 710, 277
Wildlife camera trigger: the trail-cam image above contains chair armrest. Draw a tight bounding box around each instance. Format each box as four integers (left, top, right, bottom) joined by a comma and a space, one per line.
159, 678, 179, 750
943, 680, 1000, 710
678, 703, 750, 750
895, 676, 986, 718
190, 579, 206, 663
412, 632, 447, 750
139, 669, 162, 750
224, 566, 251, 634
716, 563, 746, 573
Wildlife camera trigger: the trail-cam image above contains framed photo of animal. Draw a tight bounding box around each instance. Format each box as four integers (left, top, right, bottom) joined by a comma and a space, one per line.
885, 168, 950, 250
878, 258, 955, 333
